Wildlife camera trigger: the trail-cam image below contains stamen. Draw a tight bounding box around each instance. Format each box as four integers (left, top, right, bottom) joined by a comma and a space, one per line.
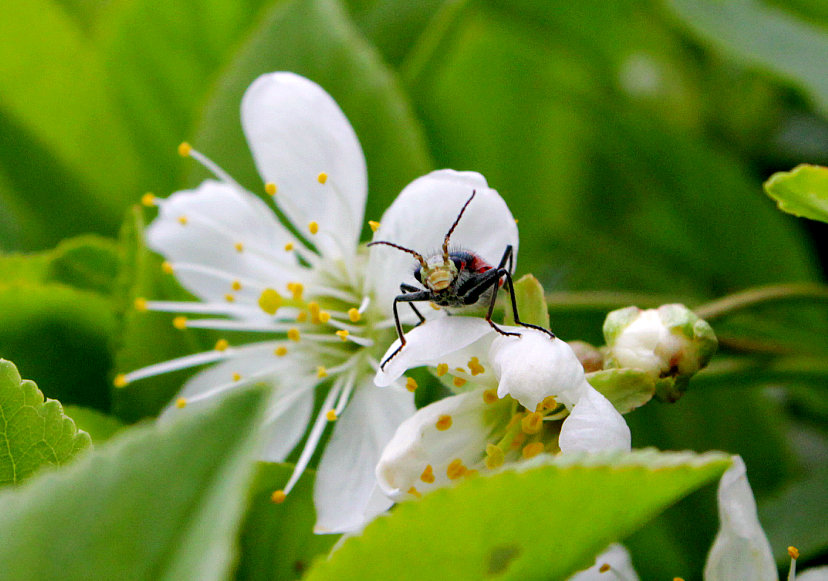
325, 409, 337, 421
335, 330, 349, 341
521, 412, 543, 435
485, 444, 504, 469
134, 297, 148, 312
318, 311, 331, 323
224, 294, 235, 303
483, 389, 498, 404
178, 215, 188, 226
522, 442, 545, 459
234, 242, 244, 253
405, 377, 418, 392
286, 282, 304, 301
453, 377, 467, 388
162, 261, 174, 274
288, 328, 301, 342
141, 193, 156, 207
274, 346, 288, 357
420, 465, 435, 483
113, 374, 128, 388
408, 487, 422, 498
296, 311, 308, 322
436, 363, 449, 377
265, 183, 277, 196
368, 220, 380, 232
447, 459, 468, 480
599, 563, 610, 573
232, 372, 242, 382
538, 395, 558, 412
308, 221, 319, 235
284, 242, 294, 251
348, 308, 361, 322
173, 316, 188, 330
788, 546, 800, 560
436, 415, 453, 431
178, 142, 192, 157
258, 288, 283, 315
214, 339, 229, 351
271, 490, 287, 503
788, 546, 799, 581
232, 280, 242, 291
317, 172, 328, 184
333, 372, 357, 415
468, 357, 485, 375
176, 398, 188, 408
317, 366, 328, 378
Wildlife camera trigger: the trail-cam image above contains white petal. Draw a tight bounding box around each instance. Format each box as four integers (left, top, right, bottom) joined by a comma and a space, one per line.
146, 180, 297, 303
241, 72, 366, 258
704, 456, 777, 581
374, 317, 495, 387
376, 389, 511, 502
558, 384, 631, 454
260, 386, 315, 462
567, 544, 639, 581
798, 567, 828, 581
313, 382, 415, 534
367, 169, 518, 311
490, 330, 587, 411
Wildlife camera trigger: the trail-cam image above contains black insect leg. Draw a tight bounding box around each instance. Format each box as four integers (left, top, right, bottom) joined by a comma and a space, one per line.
382, 290, 433, 370
400, 283, 426, 329
494, 245, 555, 339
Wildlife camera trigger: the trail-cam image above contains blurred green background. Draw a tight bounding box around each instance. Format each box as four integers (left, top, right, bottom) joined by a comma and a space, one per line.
1, 0, 826, 579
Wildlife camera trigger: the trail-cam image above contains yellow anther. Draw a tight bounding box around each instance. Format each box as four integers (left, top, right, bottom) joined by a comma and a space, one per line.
113, 374, 128, 388
274, 346, 288, 357
318, 311, 331, 323
231, 280, 242, 291
436, 363, 448, 377
336, 330, 349, 341
599, 564, 611, 573
214, 339, 229, 351
455, 367, 466, 374
788, 546, 800, 560
673, 578, 685, 581
538, 395, 558, 411
288, 328, 300, 342
176, 397, 188, 409
468, 356, 485, 376
521, 412, 544, 435
234, 242, 244, 253
510, 432, 526, 449
483, 389, 498, 404
447, 459, 468, 480
317, 172, 328, 184
308, 221, 319, 235
420, 465, 435, 483
224, 294, 235, 303
408, 486, 422, 498
453, 377, 467, 388
485, 444, 504, 470
271, 489, 287, 504
348, 308, 361, 322
162, 261, 174, 274
368, 220, 380, 232
286, 282, 304, 300
405, 377, 418, 392
514, 218, 519, 224
296, 311, 308, 322
141, 193, 156, 207
173, 316, 188, 330
429, 302, 441, 310
436, 415, 452, 431
317, 366, 328, 378
134, 297, 148, 311
308, 301, 320, 315
522, 442, 545, 459
177, 215, 188, 225
265, 182, 277, 196
258, 288, 283, 315
284, 242, 294, 251
178, 142, 192, 157
232, 372, 242, 382
325, 409, 337, 421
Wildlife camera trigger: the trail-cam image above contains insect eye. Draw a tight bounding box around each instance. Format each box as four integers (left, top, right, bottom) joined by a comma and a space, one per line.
413, 267, 422, 283
452, 258, 463, 271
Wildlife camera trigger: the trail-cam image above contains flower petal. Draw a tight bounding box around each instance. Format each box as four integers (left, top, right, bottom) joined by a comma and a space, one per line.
376, 389, 511, 502
313, 382, 415, 533
567, 544, 639, 581
241, 72, 367, 258
558, 384, 631, 454
797, 567, 828, 581
146, 180, 297, 305
260, 385, 315, 462
367, 169, 518, 311
374, 317, 495, 387
490, 330, 588, 411
704, 456, 777, 581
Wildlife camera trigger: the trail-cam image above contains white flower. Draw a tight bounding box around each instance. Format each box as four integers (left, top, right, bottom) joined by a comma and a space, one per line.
115, 72, 512, 533
569, 544, 639, 580
374, 323, 630, 501
704, 456, 828, 581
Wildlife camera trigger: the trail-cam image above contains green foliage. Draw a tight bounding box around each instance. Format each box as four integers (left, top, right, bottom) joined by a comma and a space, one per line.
765, 164, 828, 223
62, 405, 125, 443
304, 450, 731, 581
0, 359, 91, 486
0, 387, 266, 581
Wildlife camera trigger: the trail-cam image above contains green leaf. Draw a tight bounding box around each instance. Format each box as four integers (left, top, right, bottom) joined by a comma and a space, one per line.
586, 369, 656, 414
234, 463, 339, 580
62, 405, 125, 444
46, 235, 120, 295
0, 386, 266, 581
192, 0, 434, 235
669, 0, 828, 117
0, 284, 116, 409
0, 359, 91, 487
304, 450, 731, 581
764, 164, 828, 223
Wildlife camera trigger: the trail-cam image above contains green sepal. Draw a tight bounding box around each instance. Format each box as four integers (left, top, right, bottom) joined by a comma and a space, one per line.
503, 274, 551, 329
586, 368, 656, 413
764, 164, 828, 223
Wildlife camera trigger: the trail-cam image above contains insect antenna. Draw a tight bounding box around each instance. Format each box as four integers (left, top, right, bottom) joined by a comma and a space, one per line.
367, 240, 428, 269
442, 190, 476, 262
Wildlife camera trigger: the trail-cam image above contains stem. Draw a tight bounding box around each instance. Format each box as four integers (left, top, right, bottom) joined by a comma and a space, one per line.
693, 283, 828, 320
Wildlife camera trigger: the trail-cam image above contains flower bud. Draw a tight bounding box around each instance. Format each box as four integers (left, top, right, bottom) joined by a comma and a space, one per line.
603, 304, 717, 401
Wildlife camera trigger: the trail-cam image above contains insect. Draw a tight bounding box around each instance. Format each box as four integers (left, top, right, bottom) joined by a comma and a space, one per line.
368, 190, 555, 369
